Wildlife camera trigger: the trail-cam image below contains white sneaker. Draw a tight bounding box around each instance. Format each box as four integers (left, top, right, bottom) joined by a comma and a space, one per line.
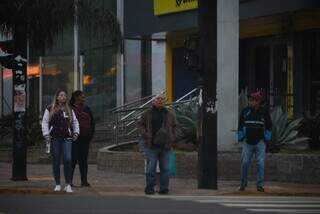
64, 184, 73, 193
54, 185, 61, 192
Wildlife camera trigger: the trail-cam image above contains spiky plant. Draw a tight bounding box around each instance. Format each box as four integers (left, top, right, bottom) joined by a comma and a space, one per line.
173, 99, 198, 146
268, 106, 309, 152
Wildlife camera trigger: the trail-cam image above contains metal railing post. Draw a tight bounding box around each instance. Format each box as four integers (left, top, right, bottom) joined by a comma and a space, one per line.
39, 56, 43, 123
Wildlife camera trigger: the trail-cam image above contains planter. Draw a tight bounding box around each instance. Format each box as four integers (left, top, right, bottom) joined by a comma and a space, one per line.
97, 142, 320, 184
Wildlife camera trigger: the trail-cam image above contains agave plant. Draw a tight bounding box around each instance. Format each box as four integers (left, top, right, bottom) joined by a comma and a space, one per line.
268, 106, 309, 152
173, 99, 198, 146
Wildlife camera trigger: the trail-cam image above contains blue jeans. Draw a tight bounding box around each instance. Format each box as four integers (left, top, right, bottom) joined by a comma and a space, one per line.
145, 148, 171, 192
240, 141, 266, 187
51, 138, 72, 185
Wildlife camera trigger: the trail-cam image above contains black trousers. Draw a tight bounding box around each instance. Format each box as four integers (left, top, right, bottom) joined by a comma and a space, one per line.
71, 136, 91, 185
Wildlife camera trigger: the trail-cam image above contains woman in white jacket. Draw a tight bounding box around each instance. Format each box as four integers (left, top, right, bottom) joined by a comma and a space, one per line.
42, 89, 79, 193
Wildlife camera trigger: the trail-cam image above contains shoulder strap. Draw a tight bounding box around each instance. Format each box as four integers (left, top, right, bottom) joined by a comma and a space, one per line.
145, 108, 152, 131
162, 109, 168, 128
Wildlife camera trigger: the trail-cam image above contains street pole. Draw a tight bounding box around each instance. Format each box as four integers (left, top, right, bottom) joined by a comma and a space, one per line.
39, 56, 43, 119
74, 0, 79, 91
11, 53, 28, 181
197, 0, 218, 189
79, 54, 84, 91
0, 40, 28, 180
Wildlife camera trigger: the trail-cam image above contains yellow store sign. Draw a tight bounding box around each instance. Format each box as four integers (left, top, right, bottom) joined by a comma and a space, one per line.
154, 0, 198, 16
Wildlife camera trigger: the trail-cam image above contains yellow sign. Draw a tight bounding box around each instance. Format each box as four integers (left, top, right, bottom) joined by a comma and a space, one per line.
154, 0, 198, 16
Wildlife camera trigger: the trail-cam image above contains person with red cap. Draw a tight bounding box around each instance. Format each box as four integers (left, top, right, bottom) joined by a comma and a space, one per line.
237, 91, 272, 192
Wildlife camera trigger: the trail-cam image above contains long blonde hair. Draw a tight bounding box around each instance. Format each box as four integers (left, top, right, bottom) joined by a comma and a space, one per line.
49, 89, 73, 123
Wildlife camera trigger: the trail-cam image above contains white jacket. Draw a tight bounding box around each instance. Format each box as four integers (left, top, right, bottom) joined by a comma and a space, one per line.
41, 109, 80, 137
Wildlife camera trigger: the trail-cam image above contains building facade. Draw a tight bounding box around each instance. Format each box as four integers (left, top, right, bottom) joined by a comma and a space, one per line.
119, 0, 320, 150
0, 0, 118, 123
1, 0, 320, 151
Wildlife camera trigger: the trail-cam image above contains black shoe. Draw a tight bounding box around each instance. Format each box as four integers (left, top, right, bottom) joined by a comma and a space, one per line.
81, 182, 90, 187
145, 189, 155, 195
257, 186, 264, 192
157, 189, 169, 195
238, 184, 246, 191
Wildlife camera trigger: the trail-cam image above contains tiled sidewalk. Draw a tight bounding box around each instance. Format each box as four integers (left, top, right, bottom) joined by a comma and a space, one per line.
0, 163, 319, 196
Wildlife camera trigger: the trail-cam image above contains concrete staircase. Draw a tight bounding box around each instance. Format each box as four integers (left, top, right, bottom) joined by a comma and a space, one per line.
88, 122, 115, 163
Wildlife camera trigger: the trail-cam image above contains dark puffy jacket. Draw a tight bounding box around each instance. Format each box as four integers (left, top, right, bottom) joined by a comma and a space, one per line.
72, 104, 95, 139
238, 106, 272, 145
137, 106, 177, 149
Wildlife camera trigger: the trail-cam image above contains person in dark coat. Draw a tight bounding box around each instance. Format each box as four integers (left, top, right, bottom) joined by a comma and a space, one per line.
137, 94, 177, 195
238, 91, 272, 192
70, 90, 95, 187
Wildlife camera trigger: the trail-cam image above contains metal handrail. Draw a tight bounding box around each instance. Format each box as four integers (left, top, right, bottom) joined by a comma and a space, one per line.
106, 93, 158, 113
122, 98, 198, 129
112, 88, 199, 145
174, 88, 198, 103
114, 99, 194, 114
120, 90, 166, 121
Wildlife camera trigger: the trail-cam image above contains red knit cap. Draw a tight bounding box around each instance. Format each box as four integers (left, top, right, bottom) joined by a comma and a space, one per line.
249, 91, 263, 103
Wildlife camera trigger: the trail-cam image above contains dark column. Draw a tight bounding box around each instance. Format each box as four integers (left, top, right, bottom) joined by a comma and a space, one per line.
11, 56, 28, 181
197, 0, 218, 189
141, 35, 152, 97
11, 25, 28, 181
0, 39, 28, 180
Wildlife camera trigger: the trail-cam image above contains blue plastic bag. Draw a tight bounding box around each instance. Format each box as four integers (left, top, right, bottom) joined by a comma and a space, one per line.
169, 151, 176, 176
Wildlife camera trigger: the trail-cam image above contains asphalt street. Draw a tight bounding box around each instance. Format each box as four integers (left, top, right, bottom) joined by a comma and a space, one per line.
0, 195, 319, 214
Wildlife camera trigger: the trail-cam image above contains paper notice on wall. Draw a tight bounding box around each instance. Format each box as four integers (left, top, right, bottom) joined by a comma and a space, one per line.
14, 84, 26, 112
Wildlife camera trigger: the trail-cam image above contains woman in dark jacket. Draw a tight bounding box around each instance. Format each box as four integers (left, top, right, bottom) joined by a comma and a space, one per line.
69, 90, 95, 187
41, 89, 80, 193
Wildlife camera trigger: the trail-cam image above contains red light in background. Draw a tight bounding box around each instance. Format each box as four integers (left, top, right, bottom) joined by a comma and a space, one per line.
3, 68, 12, 79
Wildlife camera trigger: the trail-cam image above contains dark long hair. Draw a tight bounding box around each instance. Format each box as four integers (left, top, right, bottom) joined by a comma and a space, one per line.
70, 90, 83, 106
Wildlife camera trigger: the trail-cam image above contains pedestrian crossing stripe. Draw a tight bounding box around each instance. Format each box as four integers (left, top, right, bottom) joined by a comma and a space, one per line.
221, 203, 320, 208
148, 195, 320, 213
196, 200, 320, 204
248, 209, 320, 213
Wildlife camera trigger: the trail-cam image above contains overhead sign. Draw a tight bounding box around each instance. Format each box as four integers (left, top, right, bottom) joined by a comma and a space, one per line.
154, 0, 198, 16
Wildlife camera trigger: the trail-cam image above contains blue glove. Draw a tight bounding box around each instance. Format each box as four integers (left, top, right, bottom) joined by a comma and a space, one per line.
264, 130, 272, 142
238, 127, 246, 142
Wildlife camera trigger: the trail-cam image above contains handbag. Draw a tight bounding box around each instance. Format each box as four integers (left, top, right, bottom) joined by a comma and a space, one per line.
153, 118, 168, 146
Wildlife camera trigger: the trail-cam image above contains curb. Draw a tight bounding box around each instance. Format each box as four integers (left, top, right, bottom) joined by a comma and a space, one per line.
0, 187, 65, 195
1, 187, 320, 197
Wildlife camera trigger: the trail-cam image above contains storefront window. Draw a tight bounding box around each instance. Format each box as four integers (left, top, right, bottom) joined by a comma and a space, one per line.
124, 39, 142, 103
42, 56, 74, 109
27, 0, 119, 122
82, 47, 117, 122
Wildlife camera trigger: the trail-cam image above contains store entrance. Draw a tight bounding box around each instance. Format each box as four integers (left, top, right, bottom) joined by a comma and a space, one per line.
172, 47, 198, 101
240, 38, 291, 112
